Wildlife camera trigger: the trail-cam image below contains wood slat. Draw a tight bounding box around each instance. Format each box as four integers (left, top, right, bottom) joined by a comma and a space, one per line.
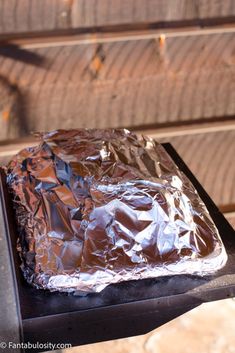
156, 129, 235, 208
226, 215, 235, 229
71, 0, 199, 28
0, 0, 71, 34
71, 0, 235, 28
0, 75, 24, 140
0, 0, 235, 36
0, 31, 234, 138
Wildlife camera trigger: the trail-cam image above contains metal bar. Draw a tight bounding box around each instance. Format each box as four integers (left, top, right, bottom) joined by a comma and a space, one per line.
0, 183, 22, 352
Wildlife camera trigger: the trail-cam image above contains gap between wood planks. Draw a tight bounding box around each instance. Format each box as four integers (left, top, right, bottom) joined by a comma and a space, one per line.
0, 22, 235, 50
1, 119, 235, 157
135, 119, 235, 139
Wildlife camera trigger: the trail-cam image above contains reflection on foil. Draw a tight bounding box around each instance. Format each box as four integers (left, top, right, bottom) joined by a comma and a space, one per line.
6, 129, 227, 293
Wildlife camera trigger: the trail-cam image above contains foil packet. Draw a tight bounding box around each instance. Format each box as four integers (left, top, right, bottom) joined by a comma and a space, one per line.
6, 129, 227, 293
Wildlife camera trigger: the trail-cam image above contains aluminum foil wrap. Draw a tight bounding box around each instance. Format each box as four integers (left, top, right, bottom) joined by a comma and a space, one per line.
6, 129, 227, 293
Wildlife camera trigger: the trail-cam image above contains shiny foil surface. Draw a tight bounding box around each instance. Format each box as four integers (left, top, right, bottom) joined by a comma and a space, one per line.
6, 129, 227, 293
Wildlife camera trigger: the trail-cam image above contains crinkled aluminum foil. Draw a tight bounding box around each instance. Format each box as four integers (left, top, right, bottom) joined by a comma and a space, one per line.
6, 129, 227, 293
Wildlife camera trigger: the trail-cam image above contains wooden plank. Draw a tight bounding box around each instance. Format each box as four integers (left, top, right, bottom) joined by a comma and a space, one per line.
198, 0, 235, 18
225, 214, 235, 229
0, 31, 234, 138
157, 130, 235, 208
0, 75, 25, 140
0, 0, 71, 34
0, 0, 235, 36
140, 120, 235, 138
71, 0, 235, 28
70, 0, 198, 28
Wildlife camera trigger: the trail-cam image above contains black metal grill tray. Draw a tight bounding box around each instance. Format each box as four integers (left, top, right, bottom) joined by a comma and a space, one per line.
1, 143, 235, 353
